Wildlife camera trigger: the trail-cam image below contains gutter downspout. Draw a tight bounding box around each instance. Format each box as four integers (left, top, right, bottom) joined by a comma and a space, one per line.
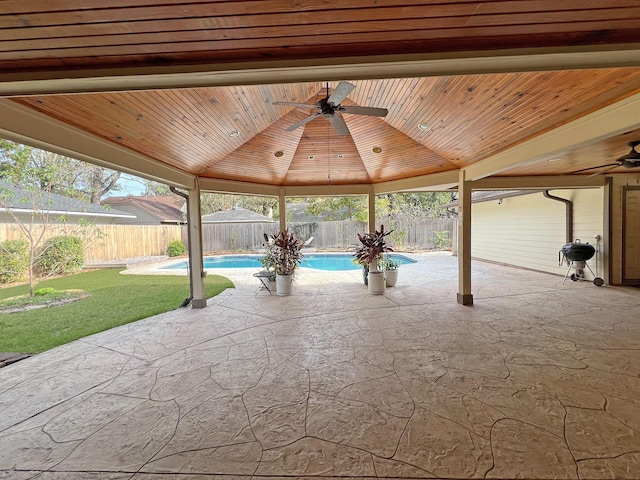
170, 186, 193, 307
543, 190, 572, 243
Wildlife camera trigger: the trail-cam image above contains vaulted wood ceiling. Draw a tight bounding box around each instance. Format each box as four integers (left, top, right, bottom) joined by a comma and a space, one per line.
1, 1, 640, 193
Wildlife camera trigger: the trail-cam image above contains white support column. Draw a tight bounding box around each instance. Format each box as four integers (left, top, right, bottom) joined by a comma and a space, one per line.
188, 180, 207, 308
457, 170, 473, 306
278, 188, 287, 232
368, 186, 376, 232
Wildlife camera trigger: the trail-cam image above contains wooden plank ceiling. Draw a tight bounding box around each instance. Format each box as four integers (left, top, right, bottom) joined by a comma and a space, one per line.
2, 1, 640, 72
2, 2, 640, 188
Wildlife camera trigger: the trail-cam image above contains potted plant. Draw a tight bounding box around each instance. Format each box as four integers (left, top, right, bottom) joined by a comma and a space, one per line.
270, 229, 304, 296
354, 224, 393, 294
381, 254, 399, 287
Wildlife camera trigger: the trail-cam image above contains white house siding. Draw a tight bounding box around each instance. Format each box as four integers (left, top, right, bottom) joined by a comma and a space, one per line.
471, 188, 605, 280
105, 205, 158, 225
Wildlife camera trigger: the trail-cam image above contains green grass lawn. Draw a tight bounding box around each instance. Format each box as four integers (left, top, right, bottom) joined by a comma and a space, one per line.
0, 269, 234, 354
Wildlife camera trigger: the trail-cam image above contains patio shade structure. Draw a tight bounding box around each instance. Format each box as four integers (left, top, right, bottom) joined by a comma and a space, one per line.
1, 2, 640, 307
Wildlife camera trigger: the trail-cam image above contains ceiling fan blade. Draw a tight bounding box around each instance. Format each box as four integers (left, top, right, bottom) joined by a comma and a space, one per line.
327, 81, 356, 106
285, 113, 321, 131
328, 114, 350, 136
273, 101, 318, 109
617, 150, 640, 162
340, 106, 389, 117
587, 164, 619, 177
572, 163, 619, 174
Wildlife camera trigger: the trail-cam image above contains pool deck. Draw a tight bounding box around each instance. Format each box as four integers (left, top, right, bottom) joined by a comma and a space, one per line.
2, 252, 640, 479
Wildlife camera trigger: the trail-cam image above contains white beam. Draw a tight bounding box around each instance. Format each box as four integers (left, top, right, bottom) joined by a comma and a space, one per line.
284, 184, 370, 197
187, 179, 206, 309
472, 176, 607, 190
457, 170, 473, 306
278, 188, 286, 232
367, 185, 376, 233
0, 100, 195, 189
199, 178, 281, 197
2, 46, 640, 96
465, 92, 640, 181
374, 171, 460, 194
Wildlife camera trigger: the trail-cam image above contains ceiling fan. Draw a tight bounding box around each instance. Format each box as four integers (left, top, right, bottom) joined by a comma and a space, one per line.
573, 140, 640, 175
273, 81, 388, 136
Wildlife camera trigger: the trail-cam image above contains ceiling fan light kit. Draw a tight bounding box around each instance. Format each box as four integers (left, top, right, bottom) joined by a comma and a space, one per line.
273, 81, 389, 136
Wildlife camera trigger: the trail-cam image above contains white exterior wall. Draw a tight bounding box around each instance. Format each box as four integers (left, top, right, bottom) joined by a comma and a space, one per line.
471, 188, 605, 279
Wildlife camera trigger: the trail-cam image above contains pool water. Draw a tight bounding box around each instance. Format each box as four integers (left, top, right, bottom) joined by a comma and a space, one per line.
163, 253, 416, 271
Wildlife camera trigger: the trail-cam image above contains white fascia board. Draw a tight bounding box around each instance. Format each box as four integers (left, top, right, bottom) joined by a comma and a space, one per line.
199, 178, 281, 197
374, 171, 460, 194
472, 176, 607, 190
1, 207, 136, 218
0, 100, 195, 190
199, 179, 371, 197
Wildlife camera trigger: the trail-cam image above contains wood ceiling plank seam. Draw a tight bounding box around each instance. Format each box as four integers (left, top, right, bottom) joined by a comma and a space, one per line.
492, 78, 640, 158
4, 2, 639, 30
457, 70, 640, 157
0, 1, 490, 24
38, 94, 156, 145
1, 0, 252, 15
5, 19, 640, 60
125, 90, 210, 149
383, 78, 443, 132
433, 74, 550, 154
228, 84, 278, 134
7, 15, 640, 55
18, 0, 635, 18
174, 89, 251, 167
157, 90, 233, 163
386, 77, 462, 151
117, 91, 217, 171
2, 32, 640, 70
15, 96, 190, 170
424, 73, 545, 146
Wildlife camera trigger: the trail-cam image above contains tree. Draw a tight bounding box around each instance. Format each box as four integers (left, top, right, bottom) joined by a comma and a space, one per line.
142, 179, 172, 196
0, 180, 104, 296
0, 140, 121, 203
200, 192, 277, 217
304, 196, 366, 221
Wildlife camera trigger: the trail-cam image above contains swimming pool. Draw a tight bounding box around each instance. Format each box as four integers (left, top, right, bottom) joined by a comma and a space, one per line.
162, 253, 416, 271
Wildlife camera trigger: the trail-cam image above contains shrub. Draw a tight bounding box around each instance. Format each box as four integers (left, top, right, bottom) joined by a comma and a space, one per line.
430, 230, 451, 250
166, 239, 186, 257
38, 235, 84, 276
0, 239, 29, 284
34, 287, 57, 296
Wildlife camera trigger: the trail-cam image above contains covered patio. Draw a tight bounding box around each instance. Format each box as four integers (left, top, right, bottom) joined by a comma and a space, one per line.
1, 254, 640, 479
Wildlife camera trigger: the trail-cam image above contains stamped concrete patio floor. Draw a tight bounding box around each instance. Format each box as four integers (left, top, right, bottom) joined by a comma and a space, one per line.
1, 253, 640, 479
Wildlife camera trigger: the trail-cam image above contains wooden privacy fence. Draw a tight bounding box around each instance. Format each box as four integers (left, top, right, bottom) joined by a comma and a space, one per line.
200, 217, 456, 252
1, 218, 454, 264
0, 223, 183, 264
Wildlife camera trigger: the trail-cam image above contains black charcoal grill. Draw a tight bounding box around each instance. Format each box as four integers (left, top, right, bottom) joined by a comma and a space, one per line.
559, 239, 603, 286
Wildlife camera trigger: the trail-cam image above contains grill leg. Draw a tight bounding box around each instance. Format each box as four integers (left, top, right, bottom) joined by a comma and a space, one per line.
562, 262, 574, 285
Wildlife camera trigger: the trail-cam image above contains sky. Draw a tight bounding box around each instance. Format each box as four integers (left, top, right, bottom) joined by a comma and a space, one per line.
114, 173, 147, 197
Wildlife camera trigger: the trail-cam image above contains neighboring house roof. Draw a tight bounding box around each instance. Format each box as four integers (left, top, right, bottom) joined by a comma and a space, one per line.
0, 182, 135, 219
443, 190, 539, 208
102, 195, 185, 223
201, 207, 275, 224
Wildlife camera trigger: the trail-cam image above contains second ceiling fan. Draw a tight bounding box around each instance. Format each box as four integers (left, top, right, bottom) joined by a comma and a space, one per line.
273, 81, 388, 136
573, 140, 640, 175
